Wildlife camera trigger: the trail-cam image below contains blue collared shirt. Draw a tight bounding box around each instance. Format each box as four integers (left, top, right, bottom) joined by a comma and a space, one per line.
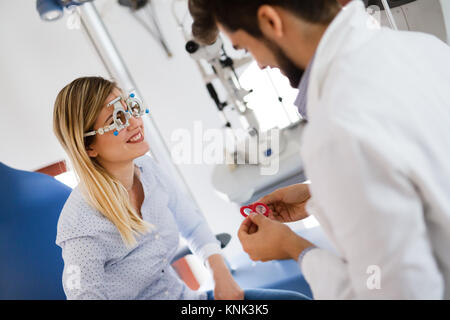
294, 57, 315, 120
56, 155, 221, 300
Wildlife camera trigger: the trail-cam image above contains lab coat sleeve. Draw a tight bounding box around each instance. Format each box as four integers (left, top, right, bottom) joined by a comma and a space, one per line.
300, 125, 444, 299
59, 236, 109, 300
150, 159, 222, 263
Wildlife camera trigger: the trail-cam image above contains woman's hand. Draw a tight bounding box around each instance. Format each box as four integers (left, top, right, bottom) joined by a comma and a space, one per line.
213, 274, 244, 300
207, 254, 244, 300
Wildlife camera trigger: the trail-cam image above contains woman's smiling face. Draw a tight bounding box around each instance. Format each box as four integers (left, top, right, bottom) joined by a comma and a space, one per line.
86, 87, 150, 165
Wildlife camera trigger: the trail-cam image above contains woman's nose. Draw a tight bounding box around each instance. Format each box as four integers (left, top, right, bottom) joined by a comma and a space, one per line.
127, 115, 141, 130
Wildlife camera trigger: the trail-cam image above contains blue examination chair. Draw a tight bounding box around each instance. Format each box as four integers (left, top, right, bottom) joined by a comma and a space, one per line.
0, 162, 72, 299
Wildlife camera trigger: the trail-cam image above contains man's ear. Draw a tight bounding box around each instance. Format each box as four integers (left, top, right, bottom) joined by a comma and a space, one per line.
257, 5, 284, 40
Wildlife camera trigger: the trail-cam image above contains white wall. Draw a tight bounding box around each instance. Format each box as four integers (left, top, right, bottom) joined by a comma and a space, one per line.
0, 0, 244, 256
0, 0, 107, 170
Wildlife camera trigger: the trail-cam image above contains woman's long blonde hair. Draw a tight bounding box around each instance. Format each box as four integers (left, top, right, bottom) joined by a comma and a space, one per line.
53, 76, 151, 247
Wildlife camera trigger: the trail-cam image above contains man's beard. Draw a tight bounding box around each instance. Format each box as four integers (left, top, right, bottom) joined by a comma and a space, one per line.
263, 38, 304, 89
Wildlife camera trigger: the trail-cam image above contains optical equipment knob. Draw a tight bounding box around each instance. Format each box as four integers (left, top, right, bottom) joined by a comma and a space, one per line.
185, 40, 200, 54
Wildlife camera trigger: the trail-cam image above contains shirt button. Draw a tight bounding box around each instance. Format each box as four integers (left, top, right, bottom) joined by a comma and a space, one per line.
165, 291, 169, 296
155, 234, 160, 240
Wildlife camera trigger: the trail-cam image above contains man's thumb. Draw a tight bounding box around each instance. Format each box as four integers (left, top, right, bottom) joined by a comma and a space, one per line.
249, 212, 266, 225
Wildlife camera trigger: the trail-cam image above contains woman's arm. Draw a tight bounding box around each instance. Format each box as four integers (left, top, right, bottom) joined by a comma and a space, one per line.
149, 158, 222, 261
60, 236, 109, 300
148, 158, 243, 299
206, 254, 244, 300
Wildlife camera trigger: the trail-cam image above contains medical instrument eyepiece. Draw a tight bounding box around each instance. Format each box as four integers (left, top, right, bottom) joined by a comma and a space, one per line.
186, 40, 200, 54
36, 0, 63, 21
36, 0, 94, 22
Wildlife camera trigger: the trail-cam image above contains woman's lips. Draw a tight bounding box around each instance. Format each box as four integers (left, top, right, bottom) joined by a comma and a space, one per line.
127, 132, 144, 143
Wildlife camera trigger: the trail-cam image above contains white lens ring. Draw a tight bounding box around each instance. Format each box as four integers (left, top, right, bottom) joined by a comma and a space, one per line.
114, 109, 130, 126
254, 205, 267, 215
126, 97, 144, 117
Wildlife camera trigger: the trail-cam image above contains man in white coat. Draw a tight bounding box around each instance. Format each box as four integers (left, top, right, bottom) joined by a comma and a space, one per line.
188, 0, 450, 299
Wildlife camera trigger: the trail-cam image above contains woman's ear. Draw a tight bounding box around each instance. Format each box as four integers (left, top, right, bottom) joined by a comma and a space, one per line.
86, 145, 98, 158
257, 5, 285, 40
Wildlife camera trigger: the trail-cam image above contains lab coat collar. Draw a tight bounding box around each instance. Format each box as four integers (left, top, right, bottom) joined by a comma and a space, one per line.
307, 0, 379, 118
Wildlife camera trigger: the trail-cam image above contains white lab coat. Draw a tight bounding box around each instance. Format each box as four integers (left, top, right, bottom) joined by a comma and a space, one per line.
299, 1, 450, 299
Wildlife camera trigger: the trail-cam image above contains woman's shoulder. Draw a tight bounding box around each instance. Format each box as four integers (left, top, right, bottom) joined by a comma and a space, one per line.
134, 153, 159, 172
134, 154, 168, 188
55, 186, 109, 245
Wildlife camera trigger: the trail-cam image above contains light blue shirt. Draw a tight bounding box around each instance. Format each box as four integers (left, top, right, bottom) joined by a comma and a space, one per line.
56, 155, 221, 300
294, 56, 315, 120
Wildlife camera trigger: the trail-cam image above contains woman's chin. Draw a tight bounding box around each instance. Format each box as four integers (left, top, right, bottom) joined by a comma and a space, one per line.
132, 140, 150, 157
116, 140, 150, 161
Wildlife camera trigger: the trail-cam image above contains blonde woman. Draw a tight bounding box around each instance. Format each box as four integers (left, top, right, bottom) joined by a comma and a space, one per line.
53, 76, 308, 300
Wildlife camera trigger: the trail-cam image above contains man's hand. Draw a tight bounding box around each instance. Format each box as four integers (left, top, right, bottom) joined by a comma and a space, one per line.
258, 183, 311, 223
238, 212, 313, 262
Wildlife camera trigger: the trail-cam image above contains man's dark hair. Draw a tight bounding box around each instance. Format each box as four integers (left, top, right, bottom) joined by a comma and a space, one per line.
189, 0, 341, 44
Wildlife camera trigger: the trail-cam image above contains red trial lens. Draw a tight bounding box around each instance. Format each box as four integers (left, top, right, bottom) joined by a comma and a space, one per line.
240, 202, 269, 218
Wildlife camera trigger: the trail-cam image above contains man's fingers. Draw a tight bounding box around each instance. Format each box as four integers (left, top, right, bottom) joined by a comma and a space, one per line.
238, 217, 253, 240
249, 212, 267, 226
248, 222, 258, 234
239, 217, 251, 231
268, 211, 283, 222
257, 190, 283, 205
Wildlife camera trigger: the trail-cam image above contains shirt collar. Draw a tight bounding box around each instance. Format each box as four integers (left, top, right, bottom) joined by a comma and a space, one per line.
294, 55, 315, 120
134, 156, 145, 179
